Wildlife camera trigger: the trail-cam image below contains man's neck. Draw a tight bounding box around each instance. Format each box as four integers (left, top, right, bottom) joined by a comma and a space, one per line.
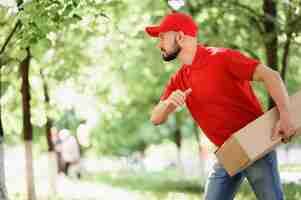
178, 43, 197, 65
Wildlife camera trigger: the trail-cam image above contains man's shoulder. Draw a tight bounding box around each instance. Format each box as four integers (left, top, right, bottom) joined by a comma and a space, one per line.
172, 66, 185, 79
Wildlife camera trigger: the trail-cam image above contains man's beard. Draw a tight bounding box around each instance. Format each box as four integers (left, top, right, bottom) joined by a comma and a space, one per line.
161, 46, 181, 62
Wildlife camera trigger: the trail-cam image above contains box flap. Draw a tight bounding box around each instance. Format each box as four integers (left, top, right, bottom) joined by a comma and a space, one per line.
215, 90, 301, 177
232, 90, 301, 160
215, 137, 250, 176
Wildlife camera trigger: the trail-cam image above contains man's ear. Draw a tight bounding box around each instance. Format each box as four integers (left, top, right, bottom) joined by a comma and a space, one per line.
176, 31, 185, 46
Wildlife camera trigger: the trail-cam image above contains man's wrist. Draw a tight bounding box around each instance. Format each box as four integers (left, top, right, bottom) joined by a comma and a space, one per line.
277, 105, 290, 117
159, 100, 177, 113
158, 100, 168, 109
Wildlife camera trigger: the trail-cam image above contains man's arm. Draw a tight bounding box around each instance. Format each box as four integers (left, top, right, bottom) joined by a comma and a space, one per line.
150, 101, 177, 125
151, 88, 192, 125
252, 63, 296, 142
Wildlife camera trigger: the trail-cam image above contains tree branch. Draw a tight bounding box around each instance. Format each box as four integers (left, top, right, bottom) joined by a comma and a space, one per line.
0, 20, 21, 58
226, 0, 262, 19
186, 0, 265, 35
223, 1, 265, 34
186, 0, 213, 17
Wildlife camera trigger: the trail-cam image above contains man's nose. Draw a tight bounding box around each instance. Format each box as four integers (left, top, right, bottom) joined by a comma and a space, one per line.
156, 41, 162, 49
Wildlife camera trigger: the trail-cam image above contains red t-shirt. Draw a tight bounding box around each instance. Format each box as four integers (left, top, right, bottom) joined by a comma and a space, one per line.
160, 45, 264, 147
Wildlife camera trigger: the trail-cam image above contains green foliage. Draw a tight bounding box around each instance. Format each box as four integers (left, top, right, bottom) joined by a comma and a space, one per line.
1, 0, 301, 154
0, 0, 123, 144
55, 108, 81, 133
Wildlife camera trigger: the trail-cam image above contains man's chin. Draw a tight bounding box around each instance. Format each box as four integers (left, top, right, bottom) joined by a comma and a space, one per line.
162, 52, 179, 62
161, 48, 181, 62
162, 55, 177, 62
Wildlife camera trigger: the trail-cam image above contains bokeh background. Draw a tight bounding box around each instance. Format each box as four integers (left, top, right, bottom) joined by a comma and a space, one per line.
1, 0, 301, 199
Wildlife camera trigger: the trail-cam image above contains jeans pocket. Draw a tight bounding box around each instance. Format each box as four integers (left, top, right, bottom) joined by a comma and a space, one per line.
263, 150, 277, 167
210, 162, 229, 178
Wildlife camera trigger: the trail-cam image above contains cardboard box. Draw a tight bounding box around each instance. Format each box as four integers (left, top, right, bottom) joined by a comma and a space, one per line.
215, 90, 301, 176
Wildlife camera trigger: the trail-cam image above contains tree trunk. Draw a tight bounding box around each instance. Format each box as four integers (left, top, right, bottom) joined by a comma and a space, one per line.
280, 33, 292, 83
0, 61, 8, 200
0, 139, 8, 200
0, 101, 7, 200
173, 113, 183, 172
0, 17, 22, 200
1, 2, 24, 199
139, 141, 147, 170
193, 123, 206, 185
0, 115, 8, 200
193, 123, 200, 147
175, 128, 182, 170
24, 141, 36, 200
20, 48, 36, 200
40, 70, 54, 152
263, 0, 279, 109
40, 69, 57, 193
0, 101, 3, 140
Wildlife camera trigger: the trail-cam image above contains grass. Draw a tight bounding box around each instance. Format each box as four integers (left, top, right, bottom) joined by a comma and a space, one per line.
10, 193, 64, 200
86, 169, 202, 194
84, 169, 301, 200
9, 167, 301, 200
280, 164, 301, 172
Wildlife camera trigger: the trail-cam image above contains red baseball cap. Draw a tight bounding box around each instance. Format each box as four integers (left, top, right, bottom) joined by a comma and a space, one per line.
145, 12, 198, 37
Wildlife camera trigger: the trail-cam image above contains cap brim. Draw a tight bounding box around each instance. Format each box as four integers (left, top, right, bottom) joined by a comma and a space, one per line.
145, 26, 161, 37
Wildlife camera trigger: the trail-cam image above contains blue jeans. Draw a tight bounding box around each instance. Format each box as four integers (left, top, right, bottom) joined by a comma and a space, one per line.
204, 150, 284, 200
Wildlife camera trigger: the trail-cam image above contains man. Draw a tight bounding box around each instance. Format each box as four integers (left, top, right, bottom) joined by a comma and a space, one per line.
51, 127, 64, 174
57, 129, 81, 178
145, 12, 296, 200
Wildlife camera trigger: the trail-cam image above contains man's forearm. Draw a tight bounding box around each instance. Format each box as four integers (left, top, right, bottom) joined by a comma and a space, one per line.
253, 64, 296, 141
151, 89, 192, 125
263, 71, 290, 115
150, 101, 176, 125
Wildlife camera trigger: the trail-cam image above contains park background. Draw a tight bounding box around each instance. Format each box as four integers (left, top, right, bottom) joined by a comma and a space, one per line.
1, 0, 301, 199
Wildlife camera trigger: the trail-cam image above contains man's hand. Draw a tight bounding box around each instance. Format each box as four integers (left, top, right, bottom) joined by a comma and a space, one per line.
166, 88, 192, 108
271, 112, 296, 143
150, 88, 192, 125
253, 64, 296, 143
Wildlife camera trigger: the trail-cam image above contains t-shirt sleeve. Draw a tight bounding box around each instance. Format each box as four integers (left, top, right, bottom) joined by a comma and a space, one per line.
160, 73, 179, 101
223, 49, 261, 80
